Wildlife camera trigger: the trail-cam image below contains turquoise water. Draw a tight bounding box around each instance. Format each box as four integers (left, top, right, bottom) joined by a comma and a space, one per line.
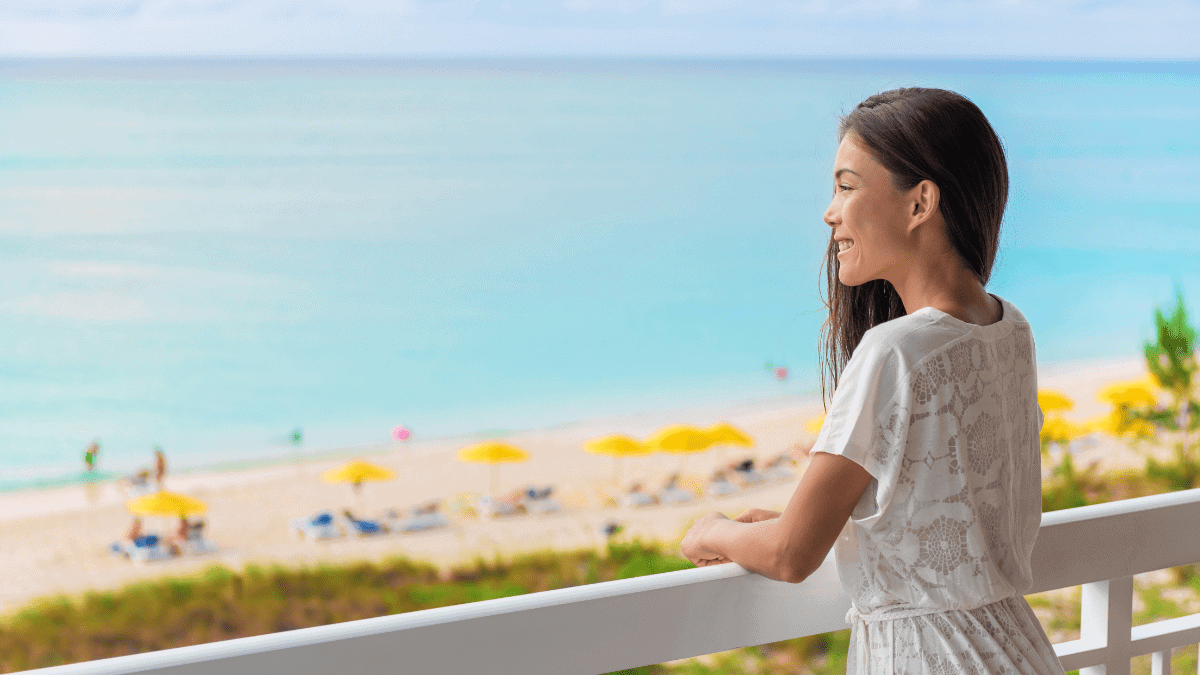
2, 59, 1198, 489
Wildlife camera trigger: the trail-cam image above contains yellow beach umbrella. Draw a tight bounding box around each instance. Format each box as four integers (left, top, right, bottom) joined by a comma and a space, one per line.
645, 425, 713, 475
320, 459, 396, 485
1040, 415, 1086, 449
1037, 389, 1074, 414
703, 422, 754, 470
585, 435, 651, 485
1083, 410, 1156, 440
705, 422, 754, 447
804, 414, 825, 435
457, 441, 530, 497
127, 491, 207, 518
1097, 381, 1158, 408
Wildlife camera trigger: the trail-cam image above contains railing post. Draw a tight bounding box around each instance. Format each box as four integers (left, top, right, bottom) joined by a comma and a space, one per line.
1080, 576, 1133, 675
1151, 649, 1171, 675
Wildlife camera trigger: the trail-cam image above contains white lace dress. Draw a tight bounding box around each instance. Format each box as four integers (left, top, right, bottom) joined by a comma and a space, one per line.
811, 294, 1066, 675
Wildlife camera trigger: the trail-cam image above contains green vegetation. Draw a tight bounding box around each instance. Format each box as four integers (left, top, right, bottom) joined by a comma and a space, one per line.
0, 539, 850, 675
1043, 288, 1200, 512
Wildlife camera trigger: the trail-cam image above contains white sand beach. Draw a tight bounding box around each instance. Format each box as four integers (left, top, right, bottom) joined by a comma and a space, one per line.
0, 355, 1163, 617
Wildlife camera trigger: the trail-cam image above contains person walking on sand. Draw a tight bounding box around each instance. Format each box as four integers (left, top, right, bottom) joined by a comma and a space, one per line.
153, 445, 167, 490
680, 88, 1064, 674
83, 439, 100, 471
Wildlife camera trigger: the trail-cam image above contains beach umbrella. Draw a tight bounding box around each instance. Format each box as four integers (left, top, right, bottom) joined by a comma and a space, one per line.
804, 414, 825, 435
321, 459, 396, 484
703, 422, 754, 469
644, 425, 714, 475
585, 435, 652, 485
1037, 389, 1074, 414
1040, 415, 1086, 450
321, 459, 396, 500
1083, 410, 1156, 440
127, 491, 207, 518
457, 441, 529, 497
1097, 380, 1158, 408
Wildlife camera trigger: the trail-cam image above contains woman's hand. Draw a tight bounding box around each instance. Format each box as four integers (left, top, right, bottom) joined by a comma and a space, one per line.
680, 511, 733, 567
734, 508, 782, 524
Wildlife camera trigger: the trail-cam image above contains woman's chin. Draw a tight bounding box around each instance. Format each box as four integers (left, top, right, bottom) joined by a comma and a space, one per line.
838, 269, 864, 287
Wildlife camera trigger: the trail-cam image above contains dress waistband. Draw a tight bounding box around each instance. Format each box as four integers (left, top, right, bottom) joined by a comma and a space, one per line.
845, 600, 1010, 675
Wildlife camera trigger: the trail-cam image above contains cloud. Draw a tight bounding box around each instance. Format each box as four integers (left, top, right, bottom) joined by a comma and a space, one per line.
0, 0, 1196, 59
0, 259, 310, 324
12, 292, 153, 321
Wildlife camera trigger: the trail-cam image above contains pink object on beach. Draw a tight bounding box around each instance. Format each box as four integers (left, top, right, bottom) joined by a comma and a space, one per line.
392, 426, 410, 441
774, 367, 788, 381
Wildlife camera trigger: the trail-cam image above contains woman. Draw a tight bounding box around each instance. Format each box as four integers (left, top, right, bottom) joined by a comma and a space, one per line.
680, 88, 1064, 674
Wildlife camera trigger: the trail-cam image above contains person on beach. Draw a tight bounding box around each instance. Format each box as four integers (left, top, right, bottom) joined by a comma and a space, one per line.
125, 517, 144, 543
153, 446, 167, 489
83, 439, 100, 471
680, 88, 1064, 674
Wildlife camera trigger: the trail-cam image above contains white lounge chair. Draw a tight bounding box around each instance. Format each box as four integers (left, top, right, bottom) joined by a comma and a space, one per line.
731, 460, 768, 486
657, 486, 695, 504
382, 507, 450, 532
109, 534, 174, 564
519, 485, 562, 514
477, 495, 524, 519
289, 511, 344, 541
619, 491, 657, 508
705, 478, 739, 497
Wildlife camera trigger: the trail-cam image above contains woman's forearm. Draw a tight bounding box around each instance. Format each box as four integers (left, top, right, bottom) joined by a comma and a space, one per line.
702, 517, 793, 582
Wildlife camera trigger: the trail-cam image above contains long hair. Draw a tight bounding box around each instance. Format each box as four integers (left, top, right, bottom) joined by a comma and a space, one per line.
818, 88, 1008, 409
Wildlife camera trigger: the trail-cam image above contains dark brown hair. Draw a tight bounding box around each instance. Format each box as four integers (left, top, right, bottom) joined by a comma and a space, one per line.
818, 87, 1008, 408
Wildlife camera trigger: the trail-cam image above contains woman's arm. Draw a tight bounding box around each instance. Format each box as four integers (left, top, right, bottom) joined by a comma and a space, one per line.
680, 452, 873, 583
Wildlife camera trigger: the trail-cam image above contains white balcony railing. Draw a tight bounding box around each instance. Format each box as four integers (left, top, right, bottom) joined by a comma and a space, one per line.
23, 488, 1200, 675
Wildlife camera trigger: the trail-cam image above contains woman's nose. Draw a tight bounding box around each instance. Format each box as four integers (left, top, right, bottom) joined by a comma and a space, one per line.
823, 200, 838, 227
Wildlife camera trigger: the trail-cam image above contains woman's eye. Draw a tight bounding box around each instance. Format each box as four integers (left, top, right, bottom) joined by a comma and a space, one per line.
838, 184, 852, 191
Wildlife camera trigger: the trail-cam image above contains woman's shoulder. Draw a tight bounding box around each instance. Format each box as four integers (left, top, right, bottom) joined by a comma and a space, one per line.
858, 311, 963, 361
861, 295, 1034, 357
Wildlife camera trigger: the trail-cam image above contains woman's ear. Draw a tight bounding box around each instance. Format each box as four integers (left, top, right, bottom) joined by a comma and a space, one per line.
907, 179, 941, 231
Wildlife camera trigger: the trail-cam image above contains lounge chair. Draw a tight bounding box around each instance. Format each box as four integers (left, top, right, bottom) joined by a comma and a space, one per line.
178, 522, 219, 555
657, 486, 695, 504
289, 511, 344, 541
617, 482, 657, 508
656, 474, 696, 504
705, 473, 739, 497
762, 455, 797, 481
477, 494, 526, 519
109, 534, 175, 564
519, 485, 562, 514
731, 459, 767, 486
381, 505, 450, 532
341, 512, 387, 536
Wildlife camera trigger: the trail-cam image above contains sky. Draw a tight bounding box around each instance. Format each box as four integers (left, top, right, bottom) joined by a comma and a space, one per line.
0, 0, 1198, 59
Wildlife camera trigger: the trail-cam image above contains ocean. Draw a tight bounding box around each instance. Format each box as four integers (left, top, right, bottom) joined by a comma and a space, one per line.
2, 59, 1198, 489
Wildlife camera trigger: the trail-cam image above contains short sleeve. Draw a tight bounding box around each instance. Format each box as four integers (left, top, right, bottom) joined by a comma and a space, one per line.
810, 334, 910, 525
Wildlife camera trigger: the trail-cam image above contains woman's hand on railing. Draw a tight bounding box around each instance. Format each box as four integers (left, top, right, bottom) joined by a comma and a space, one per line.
733, 508, 782, 523
680, 511, 733, 566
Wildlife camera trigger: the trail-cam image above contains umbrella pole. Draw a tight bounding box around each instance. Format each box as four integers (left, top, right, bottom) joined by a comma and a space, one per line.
716, 445, 725, 471
679, 454, 686, 477
615, 456, 622, 487
490, 464, 498, 499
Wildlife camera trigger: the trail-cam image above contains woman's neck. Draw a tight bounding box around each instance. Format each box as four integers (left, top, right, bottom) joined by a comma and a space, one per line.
887, 254, 1001, 327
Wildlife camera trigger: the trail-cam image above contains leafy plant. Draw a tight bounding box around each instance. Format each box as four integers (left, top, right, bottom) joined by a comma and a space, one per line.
1134, 287, 1200, 487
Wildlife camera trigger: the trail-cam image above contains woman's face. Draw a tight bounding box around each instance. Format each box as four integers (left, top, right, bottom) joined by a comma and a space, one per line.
823, 132, 916, 287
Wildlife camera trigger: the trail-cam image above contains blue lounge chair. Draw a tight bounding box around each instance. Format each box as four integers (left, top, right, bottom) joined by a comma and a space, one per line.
109, 534, 175, 564
341, 512, 387, 536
